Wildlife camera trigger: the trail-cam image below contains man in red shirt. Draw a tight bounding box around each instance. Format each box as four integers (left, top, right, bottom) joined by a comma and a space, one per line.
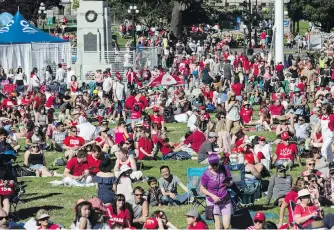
63, 126, 86, 160
273, 132, 301, 168
296, 76, 307, 93
247, 212, 265, 230
182, 126, 206, 154
231, 78, 244, 100
185, 209, 208, 229
150, 107, 164, 130
63, 150, 92, 185
87, 145, 104, 175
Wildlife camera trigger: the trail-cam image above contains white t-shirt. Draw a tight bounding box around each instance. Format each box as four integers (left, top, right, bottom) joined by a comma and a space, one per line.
187, 114, 197, 128
103, 77, 113, 93
113, 81, 125, 101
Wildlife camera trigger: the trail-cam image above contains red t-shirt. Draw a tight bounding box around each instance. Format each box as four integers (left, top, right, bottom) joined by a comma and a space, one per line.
243, 150, 255, 165
106, 205, 131, 228
2, 98, 17, 108
231, 83, 243, 96
240, 107, 253, 123
87, 154, 102, 175
131, 101, 145, 119
293, 204, 318, 228
33, 96, 41, 109
252, 63, 259, 75
275, 143, 298, 161
65, 158, 88, 176
235, 135, 246, 148
138, 137, 153, 160
158, 138, 173, 156
125, 96, 136, 110
188, 221, 208, 230
284, 190, 298, 224
150, 115, 164, 128
63, 136, 85, 148
296, 83, 306, 92
21, 98, 31, 106
269, 104, 284, 116
37, 224, 59, 230
184, 131, 206, 153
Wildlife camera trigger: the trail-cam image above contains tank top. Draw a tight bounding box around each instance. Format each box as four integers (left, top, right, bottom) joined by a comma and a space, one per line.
119, 160, 131, 168
38, 114, 47, 126
114, 127, 125, 144
28, 152, 44, 165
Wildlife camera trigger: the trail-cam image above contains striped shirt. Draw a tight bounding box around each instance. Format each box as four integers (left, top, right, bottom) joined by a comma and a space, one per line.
52, 130, 67, 145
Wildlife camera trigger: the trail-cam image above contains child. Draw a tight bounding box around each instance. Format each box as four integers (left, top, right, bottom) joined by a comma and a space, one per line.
145, 177, 162, 206
72, 201, 93, 229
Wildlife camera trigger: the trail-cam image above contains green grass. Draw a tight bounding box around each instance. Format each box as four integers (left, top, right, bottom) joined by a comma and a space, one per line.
14, 107, 332, 228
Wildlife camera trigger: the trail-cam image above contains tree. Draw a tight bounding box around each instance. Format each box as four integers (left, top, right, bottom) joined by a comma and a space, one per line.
0, 0, 61, 20
72, 0, 80, 9
303, 0, 334, 32
287, 0, 304, 33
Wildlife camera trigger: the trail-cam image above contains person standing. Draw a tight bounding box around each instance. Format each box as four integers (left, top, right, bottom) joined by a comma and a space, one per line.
55, 63, 65, 83
200, 154, 233, 230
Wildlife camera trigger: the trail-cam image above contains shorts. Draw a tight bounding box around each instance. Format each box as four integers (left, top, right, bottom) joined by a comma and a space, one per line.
207, 198, 233, 216
96, 82, 103, 87
29, 164, 44, 170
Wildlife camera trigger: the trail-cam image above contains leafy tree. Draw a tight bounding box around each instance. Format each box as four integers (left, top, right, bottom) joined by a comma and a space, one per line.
287, 0, 304, 33
303, 0, 334, 32
72, 0, 80, 9
0, 0, 61, 20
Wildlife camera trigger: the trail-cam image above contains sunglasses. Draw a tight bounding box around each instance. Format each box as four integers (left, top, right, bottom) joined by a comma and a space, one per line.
298, 119, 304, 121
31, 146, 38, 149
220, 116, 225, 119
102, 123, 108, 126
117, 199, 125, 202
134, 194, 143, 197
0, 216, 8, 221
308, 163, 316, 166
71, 130, 77, 132
310, 180, 316, 183
39, 217, 49, 221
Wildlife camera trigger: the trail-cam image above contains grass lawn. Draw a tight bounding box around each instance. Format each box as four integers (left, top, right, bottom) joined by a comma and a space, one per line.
14, 106, 333, 228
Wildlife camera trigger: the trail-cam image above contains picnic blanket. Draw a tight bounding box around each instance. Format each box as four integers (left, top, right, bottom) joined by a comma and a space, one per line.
47, 179, 95, 187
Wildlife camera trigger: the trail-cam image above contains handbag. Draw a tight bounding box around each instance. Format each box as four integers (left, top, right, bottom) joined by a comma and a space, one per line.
205, 205, 214, 220
13, 165, 36, 177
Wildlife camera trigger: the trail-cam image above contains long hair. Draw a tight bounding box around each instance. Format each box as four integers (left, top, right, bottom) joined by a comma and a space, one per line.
73, 201, 93, 225
112, 194, 126, 213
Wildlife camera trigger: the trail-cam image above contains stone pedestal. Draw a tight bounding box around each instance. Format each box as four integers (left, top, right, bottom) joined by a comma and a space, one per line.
76, 0, 112, 79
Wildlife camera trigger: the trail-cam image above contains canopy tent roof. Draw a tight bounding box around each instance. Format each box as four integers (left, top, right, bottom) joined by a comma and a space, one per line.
0, 11, 67, 44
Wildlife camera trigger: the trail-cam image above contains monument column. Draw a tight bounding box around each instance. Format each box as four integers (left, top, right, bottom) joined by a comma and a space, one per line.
275, 0, 284, 64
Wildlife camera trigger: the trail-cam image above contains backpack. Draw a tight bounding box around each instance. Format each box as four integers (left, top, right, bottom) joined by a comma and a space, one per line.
54, 157, 67, 166
13, 165, 35, 177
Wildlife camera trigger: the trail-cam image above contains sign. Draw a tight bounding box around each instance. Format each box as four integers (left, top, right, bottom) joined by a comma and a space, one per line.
283, 19, 290, 27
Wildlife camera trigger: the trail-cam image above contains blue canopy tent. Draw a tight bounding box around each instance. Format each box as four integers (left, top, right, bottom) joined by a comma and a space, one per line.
0, 11, 71, 74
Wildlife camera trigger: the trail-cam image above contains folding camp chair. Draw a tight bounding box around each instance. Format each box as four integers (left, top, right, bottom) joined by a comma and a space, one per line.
9, 182, 26, 220
186, 167, 207, 210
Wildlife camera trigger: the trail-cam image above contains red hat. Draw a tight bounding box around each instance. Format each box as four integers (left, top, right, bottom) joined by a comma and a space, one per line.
200, 105, 206, 110
281, 131, 290, 141
259, 136, 266, 141
153, 107, 160, 112
116, 74, 122, 80
115, 71, 120, 75
253, 212, 266, 222
143, 218, 159, 229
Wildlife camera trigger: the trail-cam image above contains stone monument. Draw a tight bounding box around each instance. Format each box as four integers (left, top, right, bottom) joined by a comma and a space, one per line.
75, 0, 113, 80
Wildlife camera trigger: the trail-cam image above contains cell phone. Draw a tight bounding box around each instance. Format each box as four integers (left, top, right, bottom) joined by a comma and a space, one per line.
223, 177, 232, 184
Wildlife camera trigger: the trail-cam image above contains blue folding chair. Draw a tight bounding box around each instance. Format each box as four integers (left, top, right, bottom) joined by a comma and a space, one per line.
186, 167, 207, 211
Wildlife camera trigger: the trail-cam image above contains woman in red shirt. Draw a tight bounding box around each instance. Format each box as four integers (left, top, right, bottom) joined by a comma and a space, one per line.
231, 77, 244, 101
240, 101, 253, 125
106, 194, 131, 228
185, 210, 208, 229
137, 129, 154, 160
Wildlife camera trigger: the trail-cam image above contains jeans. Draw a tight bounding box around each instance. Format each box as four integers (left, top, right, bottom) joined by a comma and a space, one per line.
321, 135, 333, 161
275, 159, 293, 168
161, 193, 190, 205
16, 85, 25, 93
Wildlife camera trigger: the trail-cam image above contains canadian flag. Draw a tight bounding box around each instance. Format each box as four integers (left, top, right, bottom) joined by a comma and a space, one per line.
161, 73, 177, 85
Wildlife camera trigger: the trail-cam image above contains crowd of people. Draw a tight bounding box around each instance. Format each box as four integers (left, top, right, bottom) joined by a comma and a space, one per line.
0, 18, 334, 230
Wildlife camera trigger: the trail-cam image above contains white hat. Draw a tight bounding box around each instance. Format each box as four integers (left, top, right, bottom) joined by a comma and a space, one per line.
120, 165, 132, 175
38, 213, 50, 220
298, 189, 310, 198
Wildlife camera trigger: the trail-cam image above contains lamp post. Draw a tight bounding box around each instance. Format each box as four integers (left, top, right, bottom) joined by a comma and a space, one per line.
243, 24, 247, 55
128, 5, 139, 50
38, 2, 46, 30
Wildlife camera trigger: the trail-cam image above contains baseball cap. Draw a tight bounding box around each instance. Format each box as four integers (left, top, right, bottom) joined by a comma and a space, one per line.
253, 212, 266, 222
281, 132, 290, 141
208, 153, 220, 165
276, 164, 287, 172
298, 189, 310, 198
185, 209, 199, 218
143, 218, 159, 229
200, 105, 206, 110
153, 107, 160, 112
259, 136, 266, 141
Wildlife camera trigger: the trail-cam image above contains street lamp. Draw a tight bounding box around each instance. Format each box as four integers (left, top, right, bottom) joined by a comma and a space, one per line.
128, 5, 140, 50
38, 2, 46, 30
243, 24, 247, 55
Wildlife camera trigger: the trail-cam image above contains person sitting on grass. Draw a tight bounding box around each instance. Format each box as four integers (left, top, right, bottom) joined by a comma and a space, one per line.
158, 165, 189, 206
272, 131, 302, 168
63, 126, 86, 160
23, 143, 55, 177
266, 165, 293, 207
50, 122, 67, 152
63, 150, 93, 185
35, 209, 60, 230
145, 177, 162, 207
